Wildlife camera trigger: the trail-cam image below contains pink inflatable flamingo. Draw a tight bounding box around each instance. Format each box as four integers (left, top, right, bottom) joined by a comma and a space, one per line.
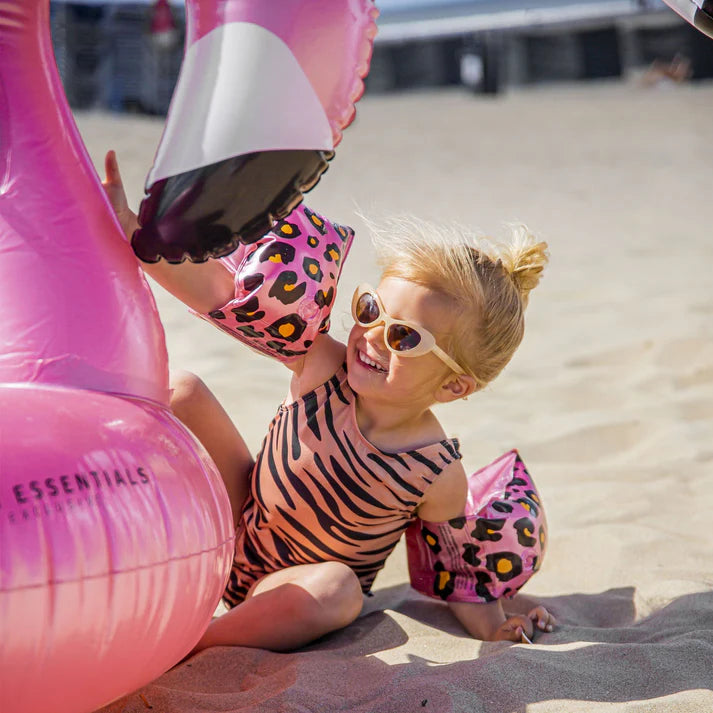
0, 3, 235, 712
0, 2, 376, 712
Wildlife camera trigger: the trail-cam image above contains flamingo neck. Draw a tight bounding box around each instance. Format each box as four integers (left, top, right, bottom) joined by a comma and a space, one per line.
0, 0, 170, 403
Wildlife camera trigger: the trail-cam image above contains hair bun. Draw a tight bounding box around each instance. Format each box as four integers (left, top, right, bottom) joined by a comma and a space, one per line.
496, 225, 549, 305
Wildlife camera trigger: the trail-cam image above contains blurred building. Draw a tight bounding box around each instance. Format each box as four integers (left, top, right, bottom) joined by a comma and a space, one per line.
368, 0, 713, 92
50, 0, 713, 111
51, 1, 184, 112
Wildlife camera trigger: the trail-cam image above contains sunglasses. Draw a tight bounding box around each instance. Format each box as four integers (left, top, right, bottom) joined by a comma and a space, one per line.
351, 284, 466, 375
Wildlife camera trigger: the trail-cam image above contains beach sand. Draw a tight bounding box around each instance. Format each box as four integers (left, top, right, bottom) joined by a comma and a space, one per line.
79, 80, 713, 712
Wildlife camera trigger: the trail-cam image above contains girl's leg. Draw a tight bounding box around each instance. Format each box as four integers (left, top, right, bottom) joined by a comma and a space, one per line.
192, 562, 363, 653
170, 370, 253, 526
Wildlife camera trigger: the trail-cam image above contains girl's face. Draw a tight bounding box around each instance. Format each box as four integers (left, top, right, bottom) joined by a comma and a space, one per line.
346, 277, 462, 407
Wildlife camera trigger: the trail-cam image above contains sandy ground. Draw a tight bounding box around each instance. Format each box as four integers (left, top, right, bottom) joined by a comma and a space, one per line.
78, 79, 713, 712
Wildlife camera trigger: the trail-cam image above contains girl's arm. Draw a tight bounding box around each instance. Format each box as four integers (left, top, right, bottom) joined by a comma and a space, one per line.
416, 456, 556, 643
103, 151, 234, 314
105, 150, 348, 385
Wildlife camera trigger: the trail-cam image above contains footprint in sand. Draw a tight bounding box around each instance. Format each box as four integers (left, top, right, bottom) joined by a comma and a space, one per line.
524, 421, 646, 463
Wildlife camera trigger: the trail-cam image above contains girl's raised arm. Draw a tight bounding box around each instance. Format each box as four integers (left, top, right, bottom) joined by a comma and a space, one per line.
103, 150, 234, 314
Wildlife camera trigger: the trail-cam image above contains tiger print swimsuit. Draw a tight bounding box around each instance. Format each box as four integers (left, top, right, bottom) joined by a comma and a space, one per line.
223, 364, 462, 606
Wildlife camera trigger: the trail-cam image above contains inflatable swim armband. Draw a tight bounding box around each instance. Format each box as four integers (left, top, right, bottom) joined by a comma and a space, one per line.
406, 450, 547, 603
194, 204, 354, 362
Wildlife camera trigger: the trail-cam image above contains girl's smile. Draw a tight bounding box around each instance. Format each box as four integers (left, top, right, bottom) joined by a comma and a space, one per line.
356, 349, 388, 373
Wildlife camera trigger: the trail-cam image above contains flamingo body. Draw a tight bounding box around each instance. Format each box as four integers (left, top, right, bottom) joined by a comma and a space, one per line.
0, 3, 234, 711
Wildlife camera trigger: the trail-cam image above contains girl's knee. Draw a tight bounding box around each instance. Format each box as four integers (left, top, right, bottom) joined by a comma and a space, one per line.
315, 562, 363, 629
169, 370, 208, 412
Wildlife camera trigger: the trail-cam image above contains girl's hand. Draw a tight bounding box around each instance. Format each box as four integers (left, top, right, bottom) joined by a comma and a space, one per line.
102, 150, 138, 238
494, 605, 556, 644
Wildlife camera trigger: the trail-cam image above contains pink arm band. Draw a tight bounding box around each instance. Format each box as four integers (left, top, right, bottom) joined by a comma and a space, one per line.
192, 204, 354, 363
406, 450, 547, 603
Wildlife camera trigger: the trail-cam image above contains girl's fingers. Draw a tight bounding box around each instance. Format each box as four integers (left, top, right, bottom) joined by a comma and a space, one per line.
528, 606, 544, 623
103, 150, 113, 180
104, 150, 121, 185
529, 606, 555, 631
508, 625, 527, 643
496, 620, 522, 643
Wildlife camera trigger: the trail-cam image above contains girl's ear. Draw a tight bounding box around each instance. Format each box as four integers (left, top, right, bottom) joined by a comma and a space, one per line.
435, 373, 479, 403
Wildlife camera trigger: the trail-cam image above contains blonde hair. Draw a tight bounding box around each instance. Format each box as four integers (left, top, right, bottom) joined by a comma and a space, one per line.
367, 216, 548, 387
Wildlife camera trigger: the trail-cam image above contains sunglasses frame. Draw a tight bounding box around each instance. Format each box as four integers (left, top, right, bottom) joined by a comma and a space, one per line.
351, 283, 466, 375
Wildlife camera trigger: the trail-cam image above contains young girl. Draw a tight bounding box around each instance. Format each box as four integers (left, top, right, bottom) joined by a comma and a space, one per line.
104, 151, 555, 652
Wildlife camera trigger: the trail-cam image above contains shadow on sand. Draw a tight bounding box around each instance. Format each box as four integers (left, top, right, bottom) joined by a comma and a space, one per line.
102, 585, 713, 713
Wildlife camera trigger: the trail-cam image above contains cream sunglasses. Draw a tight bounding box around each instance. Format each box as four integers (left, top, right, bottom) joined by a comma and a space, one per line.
351, 283, 466, 375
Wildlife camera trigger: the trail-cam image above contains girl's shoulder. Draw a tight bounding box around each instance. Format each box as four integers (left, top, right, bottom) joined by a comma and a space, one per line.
288, 334, 346, 400
417, 458, 468, 523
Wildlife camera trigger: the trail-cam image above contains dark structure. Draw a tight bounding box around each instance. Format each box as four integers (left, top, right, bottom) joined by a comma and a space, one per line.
51, 1, 711, 110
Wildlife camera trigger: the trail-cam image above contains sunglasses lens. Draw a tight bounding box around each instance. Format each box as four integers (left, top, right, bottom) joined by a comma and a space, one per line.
355, 293, 380, 324
387, 324, 422, 352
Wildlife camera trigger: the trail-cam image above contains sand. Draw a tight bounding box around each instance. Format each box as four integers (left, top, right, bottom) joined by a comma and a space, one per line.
78, 79, 713, 712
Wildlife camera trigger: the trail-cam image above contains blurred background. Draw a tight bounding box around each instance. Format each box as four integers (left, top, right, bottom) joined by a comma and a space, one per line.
52, 0, 713, 113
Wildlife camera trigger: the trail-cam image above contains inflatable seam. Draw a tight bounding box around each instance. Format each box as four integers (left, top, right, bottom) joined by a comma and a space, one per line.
0, 538, 235, 592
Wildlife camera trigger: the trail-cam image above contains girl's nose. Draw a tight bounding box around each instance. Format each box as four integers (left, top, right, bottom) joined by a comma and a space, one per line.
364, 324, 388, 353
